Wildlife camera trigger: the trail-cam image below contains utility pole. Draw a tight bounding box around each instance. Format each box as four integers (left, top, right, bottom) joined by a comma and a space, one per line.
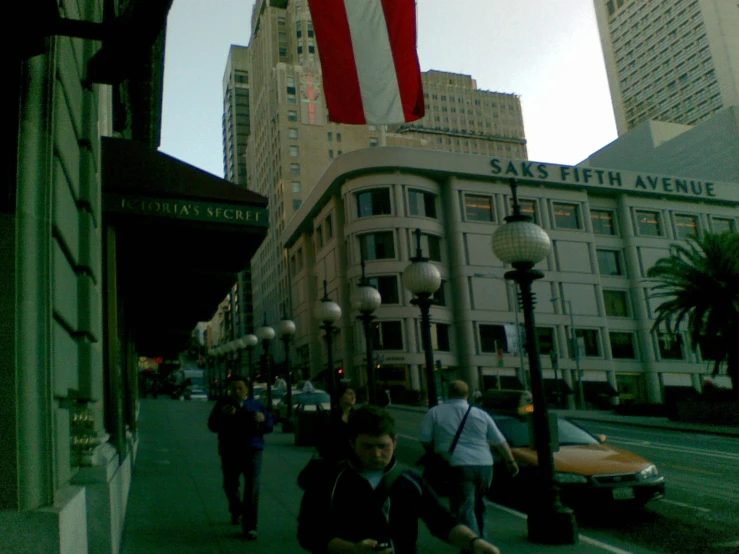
568, 300, 585, 409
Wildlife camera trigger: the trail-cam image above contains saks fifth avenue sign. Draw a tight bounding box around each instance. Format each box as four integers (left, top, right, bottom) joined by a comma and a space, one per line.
105, 194, 268, 227
490, 158, 719, 199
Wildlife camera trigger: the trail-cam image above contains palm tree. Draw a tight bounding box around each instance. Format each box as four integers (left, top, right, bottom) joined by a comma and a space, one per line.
646, 231, 739, 394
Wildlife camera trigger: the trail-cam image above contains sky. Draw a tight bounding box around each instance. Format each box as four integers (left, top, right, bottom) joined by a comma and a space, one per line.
160, 0, 618, 178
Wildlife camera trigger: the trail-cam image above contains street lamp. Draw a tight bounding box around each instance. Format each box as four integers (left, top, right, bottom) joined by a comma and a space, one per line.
353, 259, 382, 404
491, 178, 578, 545
314, 280, 342, 399
279, 309, 297, 429
238, 333, 259, 398
256, 313, 275, 408
403, 228, 441, 408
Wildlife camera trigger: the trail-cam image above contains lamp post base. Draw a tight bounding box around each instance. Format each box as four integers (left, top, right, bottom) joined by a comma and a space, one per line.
527, 504, 578, 545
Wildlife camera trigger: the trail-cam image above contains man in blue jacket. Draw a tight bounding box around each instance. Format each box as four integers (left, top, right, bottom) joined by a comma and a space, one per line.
297, 405, 502, 554
208, 375, 274, 539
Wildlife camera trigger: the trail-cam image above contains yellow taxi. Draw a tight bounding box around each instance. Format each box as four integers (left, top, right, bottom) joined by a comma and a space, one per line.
483, 392, 666, 509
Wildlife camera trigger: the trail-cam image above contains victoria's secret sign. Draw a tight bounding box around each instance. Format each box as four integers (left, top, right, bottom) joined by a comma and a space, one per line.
490, 158, 718, 198
105, 194, 268, 227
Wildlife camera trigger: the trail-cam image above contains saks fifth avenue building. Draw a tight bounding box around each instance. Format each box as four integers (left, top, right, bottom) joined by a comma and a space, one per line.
282, 148, 738, 407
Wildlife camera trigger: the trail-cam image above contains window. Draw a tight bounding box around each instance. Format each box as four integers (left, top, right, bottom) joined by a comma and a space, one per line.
597, 249, 623, 276
610, 332, 636, 358
296, 248, 303, 270
337, 133, 342, 142
603, 290, 629, 317
288, 110, 298, 121
329, 149, 334, 159
657, 332, 684, 359
357, 189, 392, 217
635, 210, 663, 236
372, 321, 403, 350
360, 232, 395, 260
288, 128, 299, 139
368, 276, 399, 304
327, 132, 333, 141
511, 198, 538, 223
479, 324, 507, 353
289, 145, 299, 157
369, 138, 378, 147
290, 163, 300, 174
674, 214, 698, 239
293, 199, 302, 211
315, 224, 324, 249
292, 181, 301, 193
536, 327, 555, 355
711, 217, 735, 233
431, 280, 446, 306
465, 194, 494, 222
572, 329, 600, 357
553, 203, 582, 229
432, 323, 451, 351
420, 234, 442, 262
408, 190, 437, 218
325, 214, 333, 238
591, 209, 616, 235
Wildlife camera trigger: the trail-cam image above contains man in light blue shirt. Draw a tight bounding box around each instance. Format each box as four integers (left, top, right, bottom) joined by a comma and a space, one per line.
420, 380, 518, 539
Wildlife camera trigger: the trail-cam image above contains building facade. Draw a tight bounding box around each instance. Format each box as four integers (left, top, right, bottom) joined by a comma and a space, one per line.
594, 0, 739, 135
2, 2, 269, 552
283, 147, 738, 407
237, 0, 527, 366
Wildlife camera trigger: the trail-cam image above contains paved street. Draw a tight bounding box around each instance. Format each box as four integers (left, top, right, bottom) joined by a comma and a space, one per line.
121, 399, 652, 554
391, 406, 739, 554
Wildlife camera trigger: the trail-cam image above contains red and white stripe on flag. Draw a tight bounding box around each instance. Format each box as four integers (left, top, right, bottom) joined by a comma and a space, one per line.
307, 0, 425, 125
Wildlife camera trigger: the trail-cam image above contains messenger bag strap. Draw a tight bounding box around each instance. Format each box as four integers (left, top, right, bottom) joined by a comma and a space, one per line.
448, 405, 473, 456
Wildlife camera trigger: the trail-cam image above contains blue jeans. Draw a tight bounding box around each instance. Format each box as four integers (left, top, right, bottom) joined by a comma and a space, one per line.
449, 465, 493, 539
221, 449, 263, 532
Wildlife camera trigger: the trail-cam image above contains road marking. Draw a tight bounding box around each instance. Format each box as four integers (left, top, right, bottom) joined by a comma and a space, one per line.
658, 498, 711, 512
711, 540, 739, 548
663, 463, 722, 476
488, 502, 637, 554
607, 437, 739, 461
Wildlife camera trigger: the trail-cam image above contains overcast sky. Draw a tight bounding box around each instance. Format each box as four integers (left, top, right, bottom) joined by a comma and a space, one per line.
160, 0, 618, 178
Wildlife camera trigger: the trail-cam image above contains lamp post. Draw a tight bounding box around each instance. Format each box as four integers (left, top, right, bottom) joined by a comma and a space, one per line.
279, 309, 297, 429
491, 178, 578, 545
314, 280, 342, 399
239, 334, 259, 398
353, 259, 382, 404
403, 228, 441, 408
256, 313, 275, 408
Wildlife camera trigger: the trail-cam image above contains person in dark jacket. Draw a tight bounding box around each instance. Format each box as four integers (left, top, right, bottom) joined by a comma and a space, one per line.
208, 375, 274, 540
297, 405, 502, 554
316, 384, 356, 465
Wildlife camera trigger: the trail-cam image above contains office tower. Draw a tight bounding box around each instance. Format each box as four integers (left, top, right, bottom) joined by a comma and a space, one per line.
223, 45, 251, 185
238, 0, 526, 362
594, 0, 739, 135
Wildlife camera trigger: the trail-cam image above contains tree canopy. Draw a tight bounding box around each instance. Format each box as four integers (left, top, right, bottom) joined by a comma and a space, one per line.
647, 231, 739, 394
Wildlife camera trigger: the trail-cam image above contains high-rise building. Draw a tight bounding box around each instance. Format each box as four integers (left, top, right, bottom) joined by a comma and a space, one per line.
235, 0, 526, 366
594, 0, 739, 135
223, 45, 251, 185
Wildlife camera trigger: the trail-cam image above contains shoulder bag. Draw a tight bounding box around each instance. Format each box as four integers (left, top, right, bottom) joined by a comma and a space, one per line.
418, 405, 473, 496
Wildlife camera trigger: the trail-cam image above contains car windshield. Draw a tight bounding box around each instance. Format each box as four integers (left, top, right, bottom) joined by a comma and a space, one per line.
491, 413, 599, 448
294, 392, 330, 405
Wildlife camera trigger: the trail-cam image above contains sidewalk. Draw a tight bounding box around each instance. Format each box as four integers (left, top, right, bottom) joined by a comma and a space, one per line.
120, 399, 631, 554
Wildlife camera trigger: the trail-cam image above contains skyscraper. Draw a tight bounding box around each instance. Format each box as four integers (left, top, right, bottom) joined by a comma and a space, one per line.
223, 45, 250, 186
230, 0, 527, 362
594, 0, 738, 135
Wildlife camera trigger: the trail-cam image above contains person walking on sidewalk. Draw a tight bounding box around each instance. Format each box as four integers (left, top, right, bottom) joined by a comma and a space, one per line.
298, 405, 503, 554
420, 380, 519, 541
208, 375, 274, 540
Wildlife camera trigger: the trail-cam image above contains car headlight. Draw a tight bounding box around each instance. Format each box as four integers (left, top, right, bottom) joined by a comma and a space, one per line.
554, 472, 588, 484
638, 464, 659, 480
